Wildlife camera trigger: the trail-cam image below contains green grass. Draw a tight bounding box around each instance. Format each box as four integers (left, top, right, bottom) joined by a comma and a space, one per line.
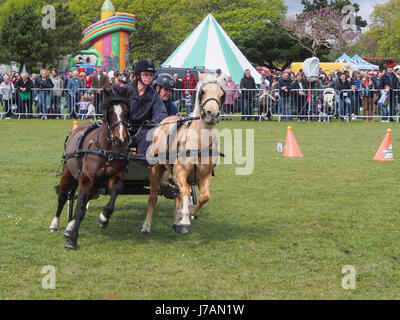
0, 119, 399, 299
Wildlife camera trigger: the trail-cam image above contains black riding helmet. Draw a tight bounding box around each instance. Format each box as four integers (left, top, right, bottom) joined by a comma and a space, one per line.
134, 59, 156, 86
134, 59, 156, 75
154, 73, 175, 90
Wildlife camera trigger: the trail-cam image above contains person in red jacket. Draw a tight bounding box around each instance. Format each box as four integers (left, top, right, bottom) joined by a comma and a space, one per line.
181, 70, 197, 112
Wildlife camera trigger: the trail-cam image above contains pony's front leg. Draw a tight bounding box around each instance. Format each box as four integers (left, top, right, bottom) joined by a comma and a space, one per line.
64, 174, 92, 250
142, 166, 164, 234
97, 171, 124, 229
49, 165, 77, 233
172, 195, 182, 232
173, 170, 191, 234
189, 174, 211, 218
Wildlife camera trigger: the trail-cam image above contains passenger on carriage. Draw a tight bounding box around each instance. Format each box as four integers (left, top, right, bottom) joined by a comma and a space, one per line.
154, 73, 179, 116
127, 59, 168, 155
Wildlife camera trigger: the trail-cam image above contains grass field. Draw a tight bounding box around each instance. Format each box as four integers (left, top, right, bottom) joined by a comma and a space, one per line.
0, 118, 399, 299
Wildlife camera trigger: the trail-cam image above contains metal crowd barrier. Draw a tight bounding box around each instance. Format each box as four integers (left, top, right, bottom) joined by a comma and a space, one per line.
338, 89, 400, 122
10, 88, 73, 119
5, 86, 400, 124
0, 94, 12, 119
172, 88, 266, 120
268, 88, 337, 121
6, 88, 105, 120
74, 88, 104, 119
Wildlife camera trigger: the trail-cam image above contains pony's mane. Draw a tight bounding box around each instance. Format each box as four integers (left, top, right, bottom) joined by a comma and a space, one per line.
191, 74, 224, 117
100, 85, 132, 112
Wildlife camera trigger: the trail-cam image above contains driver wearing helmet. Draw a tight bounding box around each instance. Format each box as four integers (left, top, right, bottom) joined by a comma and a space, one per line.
154, 73, 178, 116
128, 59, 168, 155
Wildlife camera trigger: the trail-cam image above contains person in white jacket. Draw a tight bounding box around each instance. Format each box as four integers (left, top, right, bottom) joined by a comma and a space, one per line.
0, 75, 14, 119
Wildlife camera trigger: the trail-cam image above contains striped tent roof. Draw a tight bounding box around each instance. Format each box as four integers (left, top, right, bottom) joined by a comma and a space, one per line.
162, 14, 262, 84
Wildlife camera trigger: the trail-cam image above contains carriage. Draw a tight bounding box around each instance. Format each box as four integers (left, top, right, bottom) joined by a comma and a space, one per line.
63, 132, 198, 223
52, 75, 224, 249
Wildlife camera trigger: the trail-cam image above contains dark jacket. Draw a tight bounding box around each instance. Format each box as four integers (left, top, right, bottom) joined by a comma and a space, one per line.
240, 75, 256, 101
15, 77, 34, 90
336, 79, 352, 93
292, 80, 308, 100
240, 75, 256, 90
37, 76, 54, 90
292, 80, 308, 91
91, 73, 109, 89
381, 72, 398, 90
164, 99, 178, 116
277, 77, 292, 97
128, 84, 168, 132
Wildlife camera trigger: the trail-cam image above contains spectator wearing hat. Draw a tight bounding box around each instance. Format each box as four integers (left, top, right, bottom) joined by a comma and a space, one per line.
181, 70, 197, 113
216, 69, 226, 86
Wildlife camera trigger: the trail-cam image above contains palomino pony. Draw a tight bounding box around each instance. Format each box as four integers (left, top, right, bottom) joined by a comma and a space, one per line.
141, 73, 225, 234
48, 86, 132, 250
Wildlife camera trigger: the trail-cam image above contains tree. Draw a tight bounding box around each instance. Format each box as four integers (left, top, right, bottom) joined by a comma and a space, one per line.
279, 6, 360, 57
52, 4, 83, 61
0, 5, 57, 72
0, 1, 82, 72
361, 0, 400, 59
66, 0, 287, 65
234, 22, 311, 70
301, 0, 367, 29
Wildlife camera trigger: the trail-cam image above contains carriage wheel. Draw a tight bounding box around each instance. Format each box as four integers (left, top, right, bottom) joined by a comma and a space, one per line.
67, 199, 74, 222
189, 184, 198, 220
67, 189, 76, 222
190, 184, 197, 205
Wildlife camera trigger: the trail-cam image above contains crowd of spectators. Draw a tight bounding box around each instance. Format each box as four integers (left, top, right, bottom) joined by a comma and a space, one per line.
0, 66, 135, 119
2, 64, 400, 123
225, 66, 400, 122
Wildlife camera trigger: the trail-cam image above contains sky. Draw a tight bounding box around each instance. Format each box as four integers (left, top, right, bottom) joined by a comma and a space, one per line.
283, 0, 389, 23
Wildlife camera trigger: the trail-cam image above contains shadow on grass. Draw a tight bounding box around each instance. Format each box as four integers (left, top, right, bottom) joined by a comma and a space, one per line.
76, 201, 276, 247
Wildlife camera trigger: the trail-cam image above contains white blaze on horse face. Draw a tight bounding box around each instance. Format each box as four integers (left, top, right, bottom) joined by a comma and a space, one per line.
114, 105, 124, 142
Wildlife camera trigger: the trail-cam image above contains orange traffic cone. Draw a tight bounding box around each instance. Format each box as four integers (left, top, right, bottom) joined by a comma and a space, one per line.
373, 129, 394, 161
72, 120, 78, 131
282, 126, 303, 157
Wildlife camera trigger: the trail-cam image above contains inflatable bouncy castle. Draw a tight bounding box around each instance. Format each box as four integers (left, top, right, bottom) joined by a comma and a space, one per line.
68, 0, 136, 74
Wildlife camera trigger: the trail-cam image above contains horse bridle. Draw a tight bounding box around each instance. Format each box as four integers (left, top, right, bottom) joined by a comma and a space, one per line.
197, 82, 226, 119
102, 105, 132, 147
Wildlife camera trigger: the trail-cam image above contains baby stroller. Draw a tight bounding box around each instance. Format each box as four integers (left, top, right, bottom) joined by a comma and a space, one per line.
323, 88, 336, 120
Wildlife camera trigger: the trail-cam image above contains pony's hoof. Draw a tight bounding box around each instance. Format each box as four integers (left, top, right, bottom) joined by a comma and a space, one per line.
141, 230, 150, 235
48, 228, 58, 233
63, 229, 72, 238
172, 224, 191, 234
64, 239, 77, 250
96, 218, 109, 229
179, 224, 192, 234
